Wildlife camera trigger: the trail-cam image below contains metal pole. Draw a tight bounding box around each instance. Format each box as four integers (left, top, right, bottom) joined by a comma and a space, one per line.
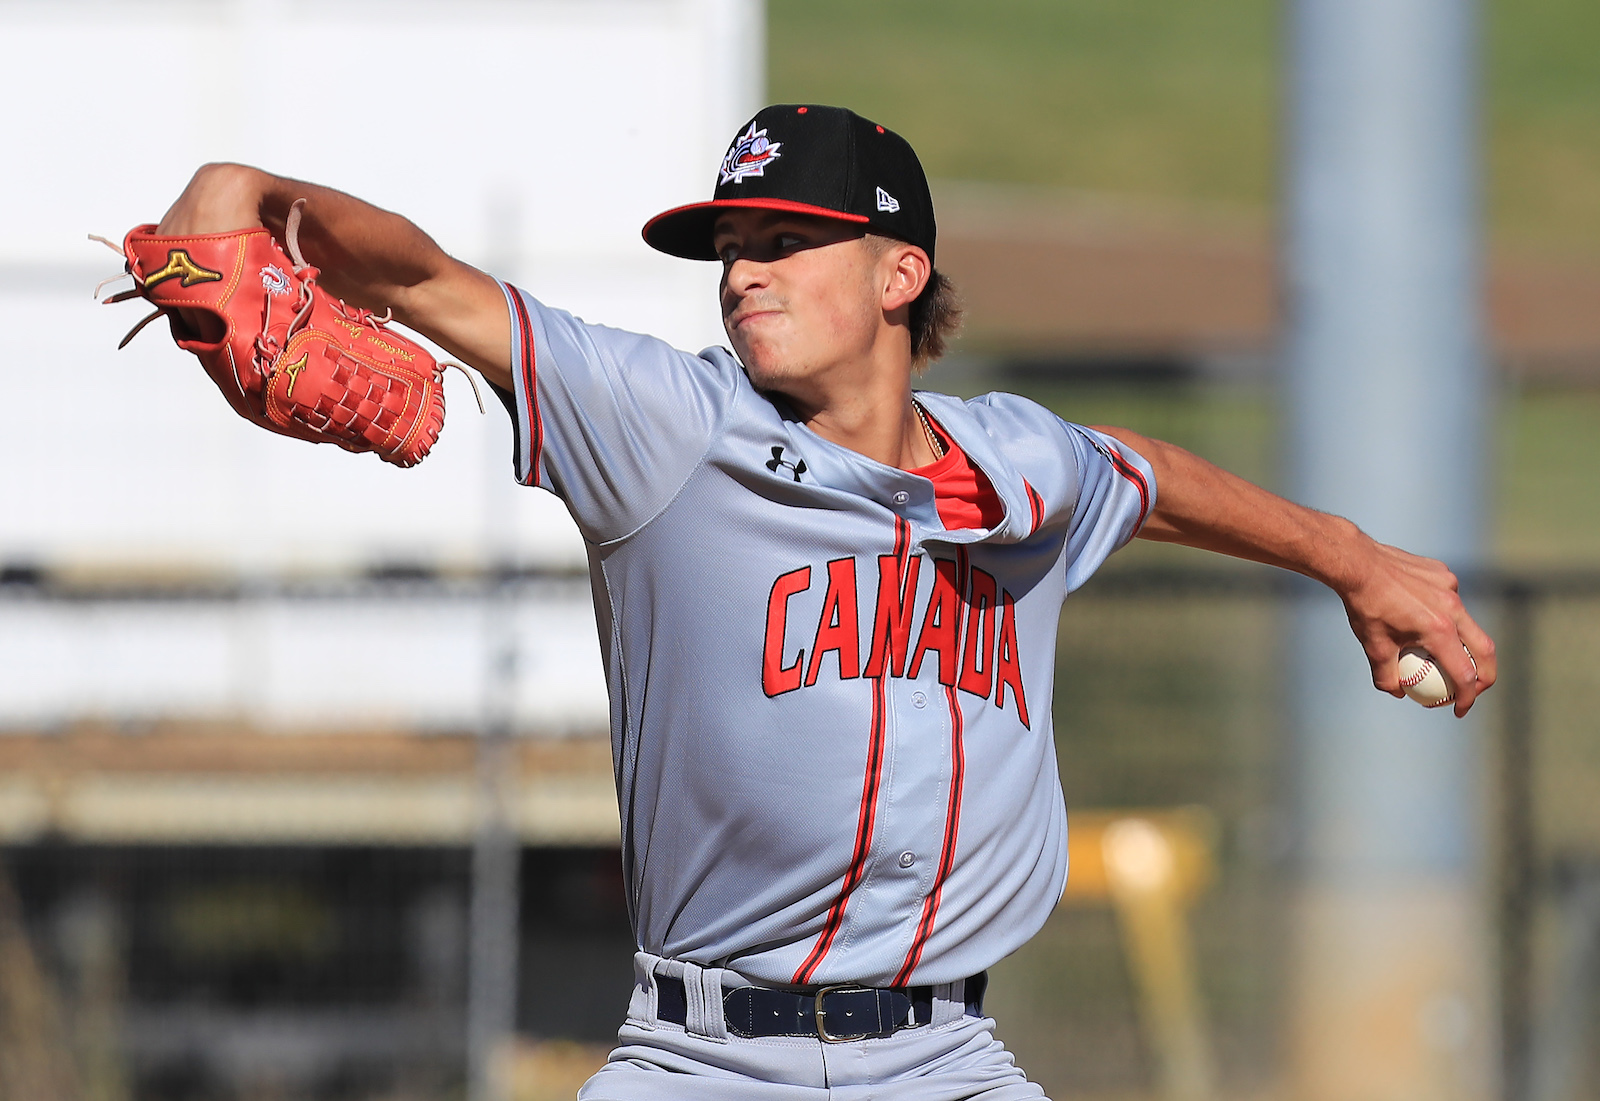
1284, 2, 1492, 1100
467, 190, 524, 1101
467, 589, 520, 1101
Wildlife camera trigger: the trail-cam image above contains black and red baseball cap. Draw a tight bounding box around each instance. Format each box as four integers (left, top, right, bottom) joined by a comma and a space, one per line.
642, 104, 937, 264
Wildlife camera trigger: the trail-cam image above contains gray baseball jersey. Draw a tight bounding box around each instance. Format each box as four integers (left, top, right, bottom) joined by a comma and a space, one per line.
496, 284, 1155, 989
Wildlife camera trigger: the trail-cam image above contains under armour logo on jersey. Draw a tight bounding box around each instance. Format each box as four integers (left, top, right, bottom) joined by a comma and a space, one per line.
875, 187, 900, 213
765, 446, 807, 482
720, 122, 784, 184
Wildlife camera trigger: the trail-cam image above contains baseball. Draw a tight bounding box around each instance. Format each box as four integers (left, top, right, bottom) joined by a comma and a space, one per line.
1398, 648, 1455, 708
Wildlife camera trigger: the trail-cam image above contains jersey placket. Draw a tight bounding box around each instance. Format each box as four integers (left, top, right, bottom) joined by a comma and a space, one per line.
793, 512, 977, 986
892, 543, 973, 984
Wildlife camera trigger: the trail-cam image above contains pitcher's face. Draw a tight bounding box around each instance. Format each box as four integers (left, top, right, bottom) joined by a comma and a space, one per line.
714, 210, 884, 398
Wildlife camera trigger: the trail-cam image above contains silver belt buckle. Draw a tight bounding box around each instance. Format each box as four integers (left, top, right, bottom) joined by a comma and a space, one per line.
815, 984, 873, 1043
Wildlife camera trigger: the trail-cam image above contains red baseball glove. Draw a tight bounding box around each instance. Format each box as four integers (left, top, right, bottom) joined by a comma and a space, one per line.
96, 199, 479, 468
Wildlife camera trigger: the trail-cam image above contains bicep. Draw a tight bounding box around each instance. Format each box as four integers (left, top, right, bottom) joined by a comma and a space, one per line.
394, 259, 514, 391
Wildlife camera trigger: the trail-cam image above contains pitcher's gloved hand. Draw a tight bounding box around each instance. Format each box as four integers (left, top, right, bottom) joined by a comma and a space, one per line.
97, 198, 479, 467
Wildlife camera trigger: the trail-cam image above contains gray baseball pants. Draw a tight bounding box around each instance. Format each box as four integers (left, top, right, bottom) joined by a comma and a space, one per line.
578, 952, 1048, 1101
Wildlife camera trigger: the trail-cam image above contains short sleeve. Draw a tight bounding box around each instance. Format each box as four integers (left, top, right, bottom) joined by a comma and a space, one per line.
1058, 422, 1156, 592
497, 283, 745, 544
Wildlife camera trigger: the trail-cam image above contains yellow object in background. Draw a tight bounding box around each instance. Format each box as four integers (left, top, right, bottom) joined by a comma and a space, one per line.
1064, 808, 1217, 1101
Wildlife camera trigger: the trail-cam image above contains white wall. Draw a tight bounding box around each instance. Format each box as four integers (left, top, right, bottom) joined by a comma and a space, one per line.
0, 584, 610, 732
0, 0, 761, 575
0, 0, 762, 732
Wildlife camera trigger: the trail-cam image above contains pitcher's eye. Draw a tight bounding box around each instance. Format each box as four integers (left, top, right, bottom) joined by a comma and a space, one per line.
776, 234, 803, 251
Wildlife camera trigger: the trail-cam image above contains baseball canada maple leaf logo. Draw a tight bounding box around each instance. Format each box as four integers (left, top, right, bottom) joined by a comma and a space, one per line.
720, 122, 783, 184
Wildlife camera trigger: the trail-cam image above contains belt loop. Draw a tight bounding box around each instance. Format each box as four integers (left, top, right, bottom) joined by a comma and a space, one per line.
930, 977, 965, 1027
678, 961, 730, 1043
700, 966, 730, 1043
682, 963, 707, 1037
634, 951, 661, 1031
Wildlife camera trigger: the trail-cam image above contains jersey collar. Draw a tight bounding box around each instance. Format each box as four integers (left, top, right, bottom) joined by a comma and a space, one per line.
768, 390, 1040, 545
912, 391, 1041, 544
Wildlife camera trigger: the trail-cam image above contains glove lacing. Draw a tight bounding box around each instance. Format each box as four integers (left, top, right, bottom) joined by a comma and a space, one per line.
95, 204, 484, 415
261, 200, 483, 410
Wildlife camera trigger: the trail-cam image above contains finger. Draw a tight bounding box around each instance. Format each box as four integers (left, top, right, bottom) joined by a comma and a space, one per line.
1371, 655, 1406, 698
1450, 633, 1496, 718
1456, 612, 1497, 691
1433, 637, 1479, 696
1446, 633, 1491, 716
1361, 634, 1405, 697
1392, 612, 1473, 715
1426, 634, 1483, 717
1452, 657, 1481, 717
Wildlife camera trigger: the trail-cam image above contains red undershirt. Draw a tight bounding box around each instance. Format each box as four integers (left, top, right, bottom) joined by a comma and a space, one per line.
908, 412, 1006, 531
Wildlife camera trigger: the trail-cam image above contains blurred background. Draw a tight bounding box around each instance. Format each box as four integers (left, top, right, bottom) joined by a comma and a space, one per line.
1, 1, 1597, 1100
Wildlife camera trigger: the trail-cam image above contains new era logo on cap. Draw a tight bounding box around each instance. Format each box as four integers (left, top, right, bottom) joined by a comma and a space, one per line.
641, 104, 937, 264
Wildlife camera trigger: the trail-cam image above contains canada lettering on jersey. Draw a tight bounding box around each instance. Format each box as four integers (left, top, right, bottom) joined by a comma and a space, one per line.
762, 553, 1030, 728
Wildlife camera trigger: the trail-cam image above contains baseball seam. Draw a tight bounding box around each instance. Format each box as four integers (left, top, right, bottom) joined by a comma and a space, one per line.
1399, 657, 1454, 704
1399, 665, 1431, 688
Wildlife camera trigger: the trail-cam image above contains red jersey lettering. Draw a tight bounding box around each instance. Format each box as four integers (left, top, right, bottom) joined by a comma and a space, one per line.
993, 589, 1030, 727
863, 553, 921, 679
763, 566, 812, 697
765, 556, 1029, 726
907, 558, 961, 686
805, 558, 861, 686
957, 566, 998, 699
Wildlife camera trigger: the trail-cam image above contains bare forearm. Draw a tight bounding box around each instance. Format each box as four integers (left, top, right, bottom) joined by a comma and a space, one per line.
260, 179, 449, 318
155, 164, 511, 386
1094, 426, 1368, 589
1093, 424, 1496, 715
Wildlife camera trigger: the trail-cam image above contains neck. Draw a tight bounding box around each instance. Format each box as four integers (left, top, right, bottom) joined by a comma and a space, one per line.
774, 344, 939, 471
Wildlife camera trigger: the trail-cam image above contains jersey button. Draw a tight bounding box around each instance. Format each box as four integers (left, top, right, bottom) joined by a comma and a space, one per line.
891, 490, 910, 505
898, 851, 917, 868
912, 691, 927, 708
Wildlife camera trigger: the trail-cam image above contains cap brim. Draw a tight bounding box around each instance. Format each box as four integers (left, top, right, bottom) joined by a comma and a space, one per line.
641, 198, 872, 260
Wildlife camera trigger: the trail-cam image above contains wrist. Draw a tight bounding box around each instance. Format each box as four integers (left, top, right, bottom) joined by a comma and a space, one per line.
1301, 513, 1376, 594
158, 163, 271, 236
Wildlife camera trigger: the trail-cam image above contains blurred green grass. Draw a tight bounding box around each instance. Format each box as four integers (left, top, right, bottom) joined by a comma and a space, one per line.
1487, 0, 1600, 252
771, 0, 1600, 251
770, 0, 1277, 210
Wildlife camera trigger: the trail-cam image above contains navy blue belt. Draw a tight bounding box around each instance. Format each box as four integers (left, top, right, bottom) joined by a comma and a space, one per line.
656, 972, 986, 1042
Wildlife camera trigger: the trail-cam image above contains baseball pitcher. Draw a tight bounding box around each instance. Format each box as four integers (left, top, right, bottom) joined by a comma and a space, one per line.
127, 104, 1495, 1099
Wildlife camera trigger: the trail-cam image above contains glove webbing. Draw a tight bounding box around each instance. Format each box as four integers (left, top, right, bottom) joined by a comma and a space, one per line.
289, 351, 418, 449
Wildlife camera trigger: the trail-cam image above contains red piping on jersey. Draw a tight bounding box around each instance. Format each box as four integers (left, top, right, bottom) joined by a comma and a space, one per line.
893, 545, 970, 986
507, 288, 541, 487
792, 516, 910, 985
894, 683, 966, 986
793, 668, 888, 984
1106, 448, 1151, 528
1023, 480, 1044, 534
